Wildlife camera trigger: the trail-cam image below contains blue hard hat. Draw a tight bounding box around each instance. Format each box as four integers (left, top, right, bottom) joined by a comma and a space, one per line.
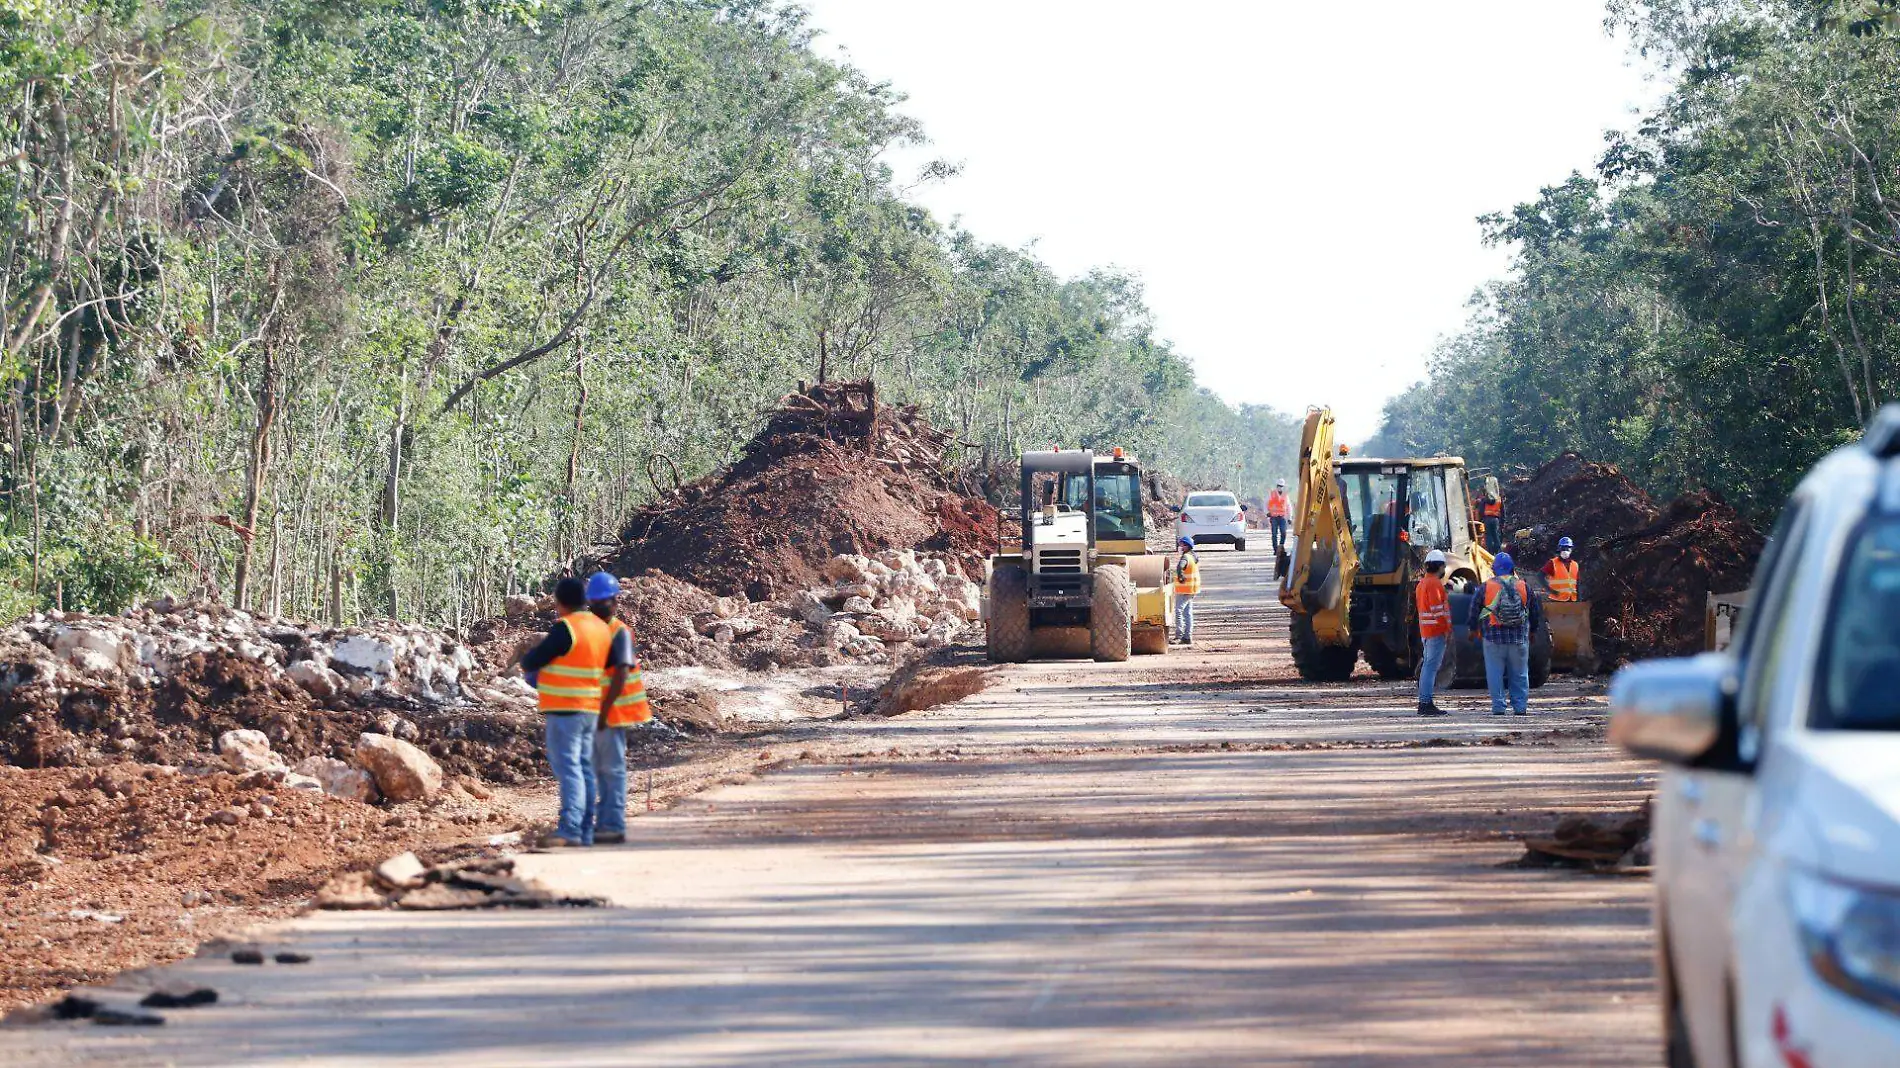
1557, 536, 1574, 550
584, 571, 620, 601
1177, 536, 1195, 549
1494, 552, 1515, 574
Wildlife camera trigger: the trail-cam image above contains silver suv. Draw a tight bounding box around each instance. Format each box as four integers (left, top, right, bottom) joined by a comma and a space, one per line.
1611, 405, 1900, 1067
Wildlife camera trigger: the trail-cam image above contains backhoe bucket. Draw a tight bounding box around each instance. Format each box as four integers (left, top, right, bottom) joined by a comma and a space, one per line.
1544, 601, 1596, 674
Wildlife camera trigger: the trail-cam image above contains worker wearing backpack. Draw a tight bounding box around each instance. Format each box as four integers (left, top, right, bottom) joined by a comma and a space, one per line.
1467, 553, 1543, 716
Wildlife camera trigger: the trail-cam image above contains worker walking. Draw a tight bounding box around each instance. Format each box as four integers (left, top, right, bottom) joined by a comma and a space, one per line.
584, 572, 648, 846
1415, 549, 1452, 716
1173, 536, 1201, 645
514, 576, 615, 847
1541, 536, 1580, 602
1266, 479, 1291, 557
1467, 553, 1542, 716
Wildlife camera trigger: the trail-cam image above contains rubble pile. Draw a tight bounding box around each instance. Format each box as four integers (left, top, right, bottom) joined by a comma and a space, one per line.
1504, 454, 1763, 664
600, 381, 1000, 602
1519, 802, 1652, 871
0, 600, 545, 781
471, 548, 986, 675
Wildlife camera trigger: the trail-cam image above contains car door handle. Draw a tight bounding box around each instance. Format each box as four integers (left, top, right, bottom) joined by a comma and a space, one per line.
1679, 779, 1705, 806
1692, 818, 1722, 850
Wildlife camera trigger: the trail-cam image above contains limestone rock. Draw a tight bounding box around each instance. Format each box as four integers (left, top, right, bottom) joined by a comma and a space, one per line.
286, 659, 342, 699
354, 733, 443, 802
292, 755, 379, 804
218, 729, 285, 776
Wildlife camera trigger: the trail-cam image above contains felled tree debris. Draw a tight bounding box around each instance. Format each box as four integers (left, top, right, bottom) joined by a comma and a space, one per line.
313, 853, 605, 911
1518, 802, 1652, 871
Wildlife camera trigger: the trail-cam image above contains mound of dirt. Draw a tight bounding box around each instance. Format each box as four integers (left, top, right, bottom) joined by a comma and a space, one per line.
0, 603, 545, 783
599, 381, 999, 602
1504, 454, 1763, 665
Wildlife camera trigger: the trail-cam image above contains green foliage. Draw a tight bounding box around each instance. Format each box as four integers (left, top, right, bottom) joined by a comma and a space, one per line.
1378, 0, 1900, 520
0, 0, 1290, 624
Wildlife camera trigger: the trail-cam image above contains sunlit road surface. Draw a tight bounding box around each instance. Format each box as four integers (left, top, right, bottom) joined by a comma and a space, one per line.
4, 548, 1658, 1067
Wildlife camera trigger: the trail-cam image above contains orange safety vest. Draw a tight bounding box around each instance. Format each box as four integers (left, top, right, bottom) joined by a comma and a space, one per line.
1267, 490, 1290, 518
1415, 574, 1452, 638
537, 611, 612, 714
1174, 554, 1202, 596
1544, 558, 1579, 602
1481, 577, 1530, 628
1482, 497, 1502, 518
602, 618, 653, 726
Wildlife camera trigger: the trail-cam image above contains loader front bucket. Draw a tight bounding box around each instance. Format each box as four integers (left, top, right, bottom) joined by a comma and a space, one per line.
1544, 601, 1596, 675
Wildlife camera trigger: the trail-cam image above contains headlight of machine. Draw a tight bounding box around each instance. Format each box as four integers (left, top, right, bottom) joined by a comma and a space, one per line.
1789, 867, 1900, 1013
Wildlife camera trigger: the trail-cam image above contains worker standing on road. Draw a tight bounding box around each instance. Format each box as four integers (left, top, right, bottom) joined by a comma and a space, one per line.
584, 572, 647, 846
514, 576, 614, 848
1173, 536, 1201, 645
1467, 553, 1542, 716
1541, 536, 1580, 602
1266, 479, 1291, 557
1415, 550, 1452, 717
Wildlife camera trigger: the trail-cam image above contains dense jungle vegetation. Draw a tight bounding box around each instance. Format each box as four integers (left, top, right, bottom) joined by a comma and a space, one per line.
0, 0, 1299, 622
1369, 0, 1900, 522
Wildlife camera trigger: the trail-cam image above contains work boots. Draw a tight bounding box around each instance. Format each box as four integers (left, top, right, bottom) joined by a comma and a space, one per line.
1416, 701, 1448, 717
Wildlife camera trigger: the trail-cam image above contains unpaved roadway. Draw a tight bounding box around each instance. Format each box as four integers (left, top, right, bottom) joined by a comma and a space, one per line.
3, 548, 1660, 1066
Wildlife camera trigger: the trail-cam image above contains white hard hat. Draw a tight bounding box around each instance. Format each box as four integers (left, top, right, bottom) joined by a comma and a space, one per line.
1425, 550, 1447, 565
1276, 479, 1287, 488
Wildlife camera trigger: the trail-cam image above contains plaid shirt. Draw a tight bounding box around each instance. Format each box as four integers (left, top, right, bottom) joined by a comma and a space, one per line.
1467, 577, 1542, 645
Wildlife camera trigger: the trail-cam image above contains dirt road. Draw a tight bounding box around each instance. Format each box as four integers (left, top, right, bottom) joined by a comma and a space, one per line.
2, 548, 1660, 1066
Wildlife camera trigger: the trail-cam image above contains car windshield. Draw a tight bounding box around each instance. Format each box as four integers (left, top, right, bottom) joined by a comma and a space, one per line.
1814, 516, 1900, 730
1340, 468, 1404, 575
1185, 493, 1235, 509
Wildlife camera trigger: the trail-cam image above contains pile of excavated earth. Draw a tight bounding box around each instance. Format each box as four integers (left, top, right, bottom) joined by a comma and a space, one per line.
597, 380, 1000, 600
1504, 453, 1764, 665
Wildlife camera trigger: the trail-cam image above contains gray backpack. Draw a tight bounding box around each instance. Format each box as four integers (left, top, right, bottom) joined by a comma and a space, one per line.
1488, 579, 1527, 628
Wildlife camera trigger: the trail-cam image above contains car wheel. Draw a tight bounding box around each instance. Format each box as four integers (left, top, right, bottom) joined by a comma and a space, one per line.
1235, 538, 1246, 552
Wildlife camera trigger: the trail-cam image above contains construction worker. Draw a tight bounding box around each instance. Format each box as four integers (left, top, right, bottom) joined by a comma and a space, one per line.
1541, 536, 1580, 602
1480, 488, 1503, 552
513, 576, 614, 847
1173, 536, 1201, 644
1415, 549, 1451, 717
584, 571, 648, 846
1266, 479, 1291, 557
1466, 552, 1542, 716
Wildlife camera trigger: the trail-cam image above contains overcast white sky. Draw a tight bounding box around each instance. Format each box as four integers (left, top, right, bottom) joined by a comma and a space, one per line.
795, 1, 1658, 443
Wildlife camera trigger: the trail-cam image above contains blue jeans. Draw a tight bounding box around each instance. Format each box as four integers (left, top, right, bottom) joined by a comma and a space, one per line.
544, 713, 597, 844
1269, 515, 1288, 554
1418, 635, 1447, 704
1175, 594, 1195, 642
591, 725, 629, 839
1481, 640, 1530, 714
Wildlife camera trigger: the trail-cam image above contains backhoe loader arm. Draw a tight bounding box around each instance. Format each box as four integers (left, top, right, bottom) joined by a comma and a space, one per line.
1278, 407, 1358, 644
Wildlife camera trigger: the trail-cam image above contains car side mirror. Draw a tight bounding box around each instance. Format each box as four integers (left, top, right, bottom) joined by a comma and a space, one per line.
1607, 654, 1736, 764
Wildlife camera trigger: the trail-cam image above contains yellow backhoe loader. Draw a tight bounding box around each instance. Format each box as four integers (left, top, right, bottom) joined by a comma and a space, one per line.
1279, 408, 1552, 686
983, 448, 1172, 661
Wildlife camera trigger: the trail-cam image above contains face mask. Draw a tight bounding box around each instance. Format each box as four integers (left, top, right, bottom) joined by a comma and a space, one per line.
1559, 550, 1572, 560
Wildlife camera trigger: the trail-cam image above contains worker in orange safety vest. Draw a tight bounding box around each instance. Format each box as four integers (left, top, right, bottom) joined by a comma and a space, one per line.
584, 571, 647, 846
1541, 536, 1580, 602
1415, 550, 1452, 717
1173, 536, 1202, 645
514, 576, 616, 847
1480, 490, 1503, 552
1266, 479, 1291, 557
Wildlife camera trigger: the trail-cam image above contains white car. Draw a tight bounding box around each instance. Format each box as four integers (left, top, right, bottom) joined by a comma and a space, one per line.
1176, 491, 1247, 550
1610, 405, 1900, 1068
